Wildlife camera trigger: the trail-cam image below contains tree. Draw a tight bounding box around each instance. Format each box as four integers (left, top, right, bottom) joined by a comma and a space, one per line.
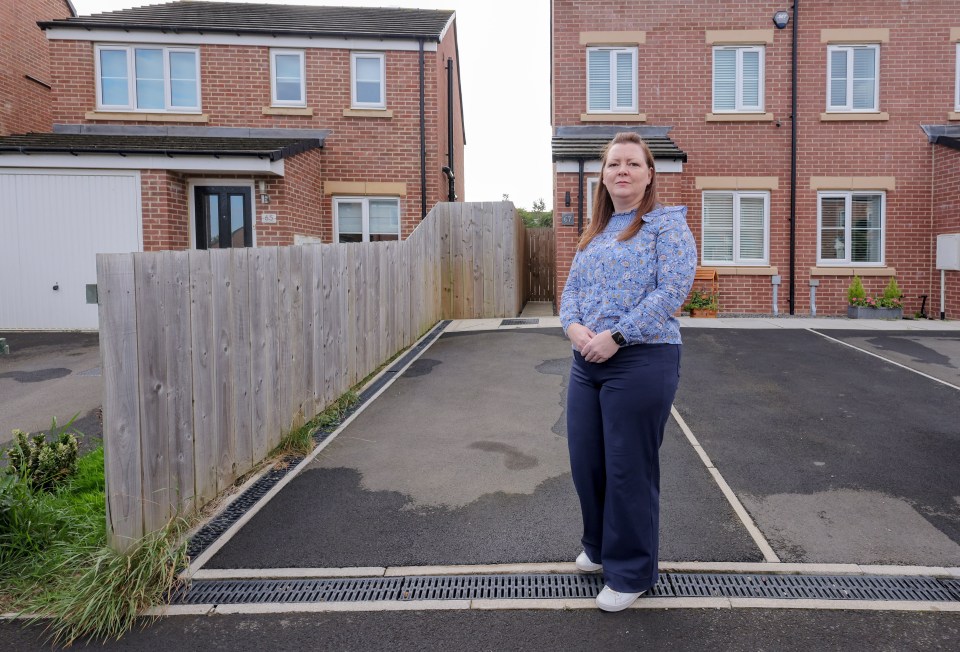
532, 198, 546, 212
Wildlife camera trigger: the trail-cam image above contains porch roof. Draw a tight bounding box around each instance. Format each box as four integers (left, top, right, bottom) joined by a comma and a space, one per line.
0, 133, 323, 161
552, 126, 687, 162
39, 1, 455, 41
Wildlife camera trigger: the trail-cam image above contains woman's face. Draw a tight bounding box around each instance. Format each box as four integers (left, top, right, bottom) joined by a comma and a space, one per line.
602, 142, 653, 212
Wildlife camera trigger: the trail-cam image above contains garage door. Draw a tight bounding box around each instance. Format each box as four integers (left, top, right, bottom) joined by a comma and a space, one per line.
0, 170, 142, 330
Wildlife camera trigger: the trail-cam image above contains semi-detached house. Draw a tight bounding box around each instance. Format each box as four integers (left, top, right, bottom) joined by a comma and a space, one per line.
551, 0, 960, 318
0, 1, 465, 330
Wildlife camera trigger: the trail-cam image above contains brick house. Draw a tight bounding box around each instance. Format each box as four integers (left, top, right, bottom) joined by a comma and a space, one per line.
0, 1, 464, 330
0, 0, 75, 136
551, 0, 960, 318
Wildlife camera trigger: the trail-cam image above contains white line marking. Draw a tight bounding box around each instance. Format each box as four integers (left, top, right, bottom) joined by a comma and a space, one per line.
807, 329, 960, 391
671, 406, 781, 563
181, 322, 449, 579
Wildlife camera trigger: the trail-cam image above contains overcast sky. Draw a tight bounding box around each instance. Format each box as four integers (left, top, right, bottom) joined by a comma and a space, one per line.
70, 0, 554, 210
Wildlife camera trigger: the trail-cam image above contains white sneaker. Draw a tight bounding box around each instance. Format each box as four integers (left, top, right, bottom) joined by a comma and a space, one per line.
595, 585, 645, 612
575, 551, 602, 572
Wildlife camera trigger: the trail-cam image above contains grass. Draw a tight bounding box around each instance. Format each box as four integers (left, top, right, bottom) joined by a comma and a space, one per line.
274, 390, 360, 457
0, 445, 188, 645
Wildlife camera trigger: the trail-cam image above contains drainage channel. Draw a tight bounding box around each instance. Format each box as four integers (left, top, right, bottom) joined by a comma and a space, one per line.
174, 572, 960, 606
186, 321, 450, 560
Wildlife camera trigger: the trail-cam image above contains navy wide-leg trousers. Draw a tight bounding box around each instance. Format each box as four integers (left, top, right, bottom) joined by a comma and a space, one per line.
566, 343, 680, 593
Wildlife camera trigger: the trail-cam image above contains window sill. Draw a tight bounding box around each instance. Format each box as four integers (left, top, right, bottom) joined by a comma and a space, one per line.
85, 111, 209, 123
711, 265, 779, 276
810, 266, 896, 277
262, 106, 314, 116
820, 112, 889, 121
343, 108, 393, 118
949, 112, 960, 121
580, 113, 646, 122
705, 112, 774, 122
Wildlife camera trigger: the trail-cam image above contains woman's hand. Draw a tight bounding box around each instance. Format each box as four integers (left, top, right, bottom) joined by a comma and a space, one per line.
566, 323, 596, 354
579, 330, 620, 364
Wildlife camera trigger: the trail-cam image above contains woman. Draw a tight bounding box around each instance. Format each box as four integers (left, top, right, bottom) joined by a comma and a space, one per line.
559, 132, 697, 611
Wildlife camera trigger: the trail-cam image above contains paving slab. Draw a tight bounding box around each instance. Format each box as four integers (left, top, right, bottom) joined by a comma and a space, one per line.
206, 328, 761, 569
675, 329, 960, 566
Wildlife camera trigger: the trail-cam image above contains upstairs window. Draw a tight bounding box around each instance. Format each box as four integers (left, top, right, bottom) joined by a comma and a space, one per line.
818, 192, 885, 264
271, 50, 305, 106
586, 47, 637, 113
351, 52, 385, 109
827, 44, 879, 112
701, 191, 769, 265
713, 46, 764, 112
95, 45, 199, 112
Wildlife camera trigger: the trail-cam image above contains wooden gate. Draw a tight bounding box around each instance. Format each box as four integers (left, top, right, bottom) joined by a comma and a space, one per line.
524, 227, 555, 302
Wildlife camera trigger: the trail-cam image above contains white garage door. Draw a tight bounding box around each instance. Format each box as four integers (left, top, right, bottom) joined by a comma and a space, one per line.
0, 169, 142, 330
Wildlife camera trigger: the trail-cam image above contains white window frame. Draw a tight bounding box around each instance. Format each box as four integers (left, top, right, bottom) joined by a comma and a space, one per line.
712, 46, 765, 113
955, 43, 959, 112
270, 49, 306, 107
701, 191, 770, 265
826, 44, 880, 112
816, 191, 886, 265
333, 196, 401, 243
351, 52, 386, 109
586, 46, 638, 114
94, 44, 200, 112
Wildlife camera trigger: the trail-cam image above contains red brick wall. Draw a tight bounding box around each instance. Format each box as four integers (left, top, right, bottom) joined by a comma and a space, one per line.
0, 0, 71, 135
552, 0, 957, 316
933, 145, 960, 318
48, 38, 453, 240
434, 20, 466, 202
141, 171, 189, 251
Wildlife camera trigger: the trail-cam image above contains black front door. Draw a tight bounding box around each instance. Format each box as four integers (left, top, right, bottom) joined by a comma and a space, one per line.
194, 186, 253, 249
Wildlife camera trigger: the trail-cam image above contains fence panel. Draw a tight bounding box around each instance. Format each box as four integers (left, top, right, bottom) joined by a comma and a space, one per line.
524, 227, 555, 303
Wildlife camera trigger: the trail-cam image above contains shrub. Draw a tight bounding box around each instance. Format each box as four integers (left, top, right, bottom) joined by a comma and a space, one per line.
847, 276, 867, 305
5, 417, 80, 491
876, 277, 903, 308
684, 289, 720, 311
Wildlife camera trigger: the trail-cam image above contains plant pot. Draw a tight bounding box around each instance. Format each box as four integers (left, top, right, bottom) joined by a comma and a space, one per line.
689, 308, 718, 318
847, 305, 903, 320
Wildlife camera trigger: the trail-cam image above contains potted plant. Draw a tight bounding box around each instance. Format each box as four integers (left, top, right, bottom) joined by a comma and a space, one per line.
847, 276, 903, 320
684, 289, 720, 318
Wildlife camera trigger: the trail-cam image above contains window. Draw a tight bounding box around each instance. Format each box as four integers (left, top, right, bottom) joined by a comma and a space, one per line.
334, 197, 400, 242
351, 53, 385, 109
827, 44, 879, 112
271, 50, 305, 106
586, 47, 637, 113
95, 45, 199, 111
818, 192, 885, 264
586, 177, 600, 221
713, 46, 764, 112
701, 192, 769, 265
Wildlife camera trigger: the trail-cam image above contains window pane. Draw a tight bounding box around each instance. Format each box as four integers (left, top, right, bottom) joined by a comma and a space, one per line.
820, 197, 846, 260
713, 49, 735, 110
702, 194, 734, 262
354, 57, 382, 104
356, 81, 381, 104
355, 57, 380, 82
339, 233, 362, 243
830, 50, 848, 107
852, 48, 876, 110
276, 81, 302, 102
587, 49, 610, 111
275, 54, 301, 79
169, 51, 197, 107
739, 197, 765, 260
851, 194, 882, 262
337, 202, 363, 234
229, 195, 245, 247
207, 195, 220, 248
615, 51, 633, 109
100, 50, 129, 105
135, 49, 164, 109
369, 199, 399, 235
742, 50, 760, 108
275, 53, 303, 102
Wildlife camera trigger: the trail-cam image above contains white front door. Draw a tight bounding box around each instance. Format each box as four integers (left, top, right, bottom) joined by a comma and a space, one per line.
0, 169, 142, 330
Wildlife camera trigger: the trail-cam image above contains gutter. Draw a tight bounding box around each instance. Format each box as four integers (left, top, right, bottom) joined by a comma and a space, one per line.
37, 22, 444, 42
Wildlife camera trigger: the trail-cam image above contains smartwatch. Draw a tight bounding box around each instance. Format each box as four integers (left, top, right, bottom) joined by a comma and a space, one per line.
611, 330, 626, 346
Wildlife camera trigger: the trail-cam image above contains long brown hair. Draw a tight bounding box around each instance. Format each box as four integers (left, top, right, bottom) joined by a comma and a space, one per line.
577, 132, 657, 250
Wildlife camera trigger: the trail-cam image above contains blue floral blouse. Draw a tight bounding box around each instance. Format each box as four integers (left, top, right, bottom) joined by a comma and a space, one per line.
559, 205, 698, 346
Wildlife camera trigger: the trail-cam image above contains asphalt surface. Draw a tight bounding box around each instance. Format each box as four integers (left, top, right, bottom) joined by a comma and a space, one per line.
3, 609, 959, 651
208, 329, 761, 568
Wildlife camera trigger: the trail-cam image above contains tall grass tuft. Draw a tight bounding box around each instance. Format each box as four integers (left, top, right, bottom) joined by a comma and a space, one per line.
274, 390, 360, 457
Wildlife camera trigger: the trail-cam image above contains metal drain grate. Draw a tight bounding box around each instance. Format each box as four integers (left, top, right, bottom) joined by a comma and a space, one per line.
186, 321, 450, 560
174, 573, 960, 606
500, 318, 539, 326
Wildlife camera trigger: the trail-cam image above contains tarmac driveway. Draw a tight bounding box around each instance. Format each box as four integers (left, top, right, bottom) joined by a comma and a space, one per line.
0, 331, 103, 451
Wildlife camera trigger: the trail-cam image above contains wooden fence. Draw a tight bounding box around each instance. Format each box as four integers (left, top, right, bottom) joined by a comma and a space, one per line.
97, 201, 521, 549
524, 227, 555, 302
